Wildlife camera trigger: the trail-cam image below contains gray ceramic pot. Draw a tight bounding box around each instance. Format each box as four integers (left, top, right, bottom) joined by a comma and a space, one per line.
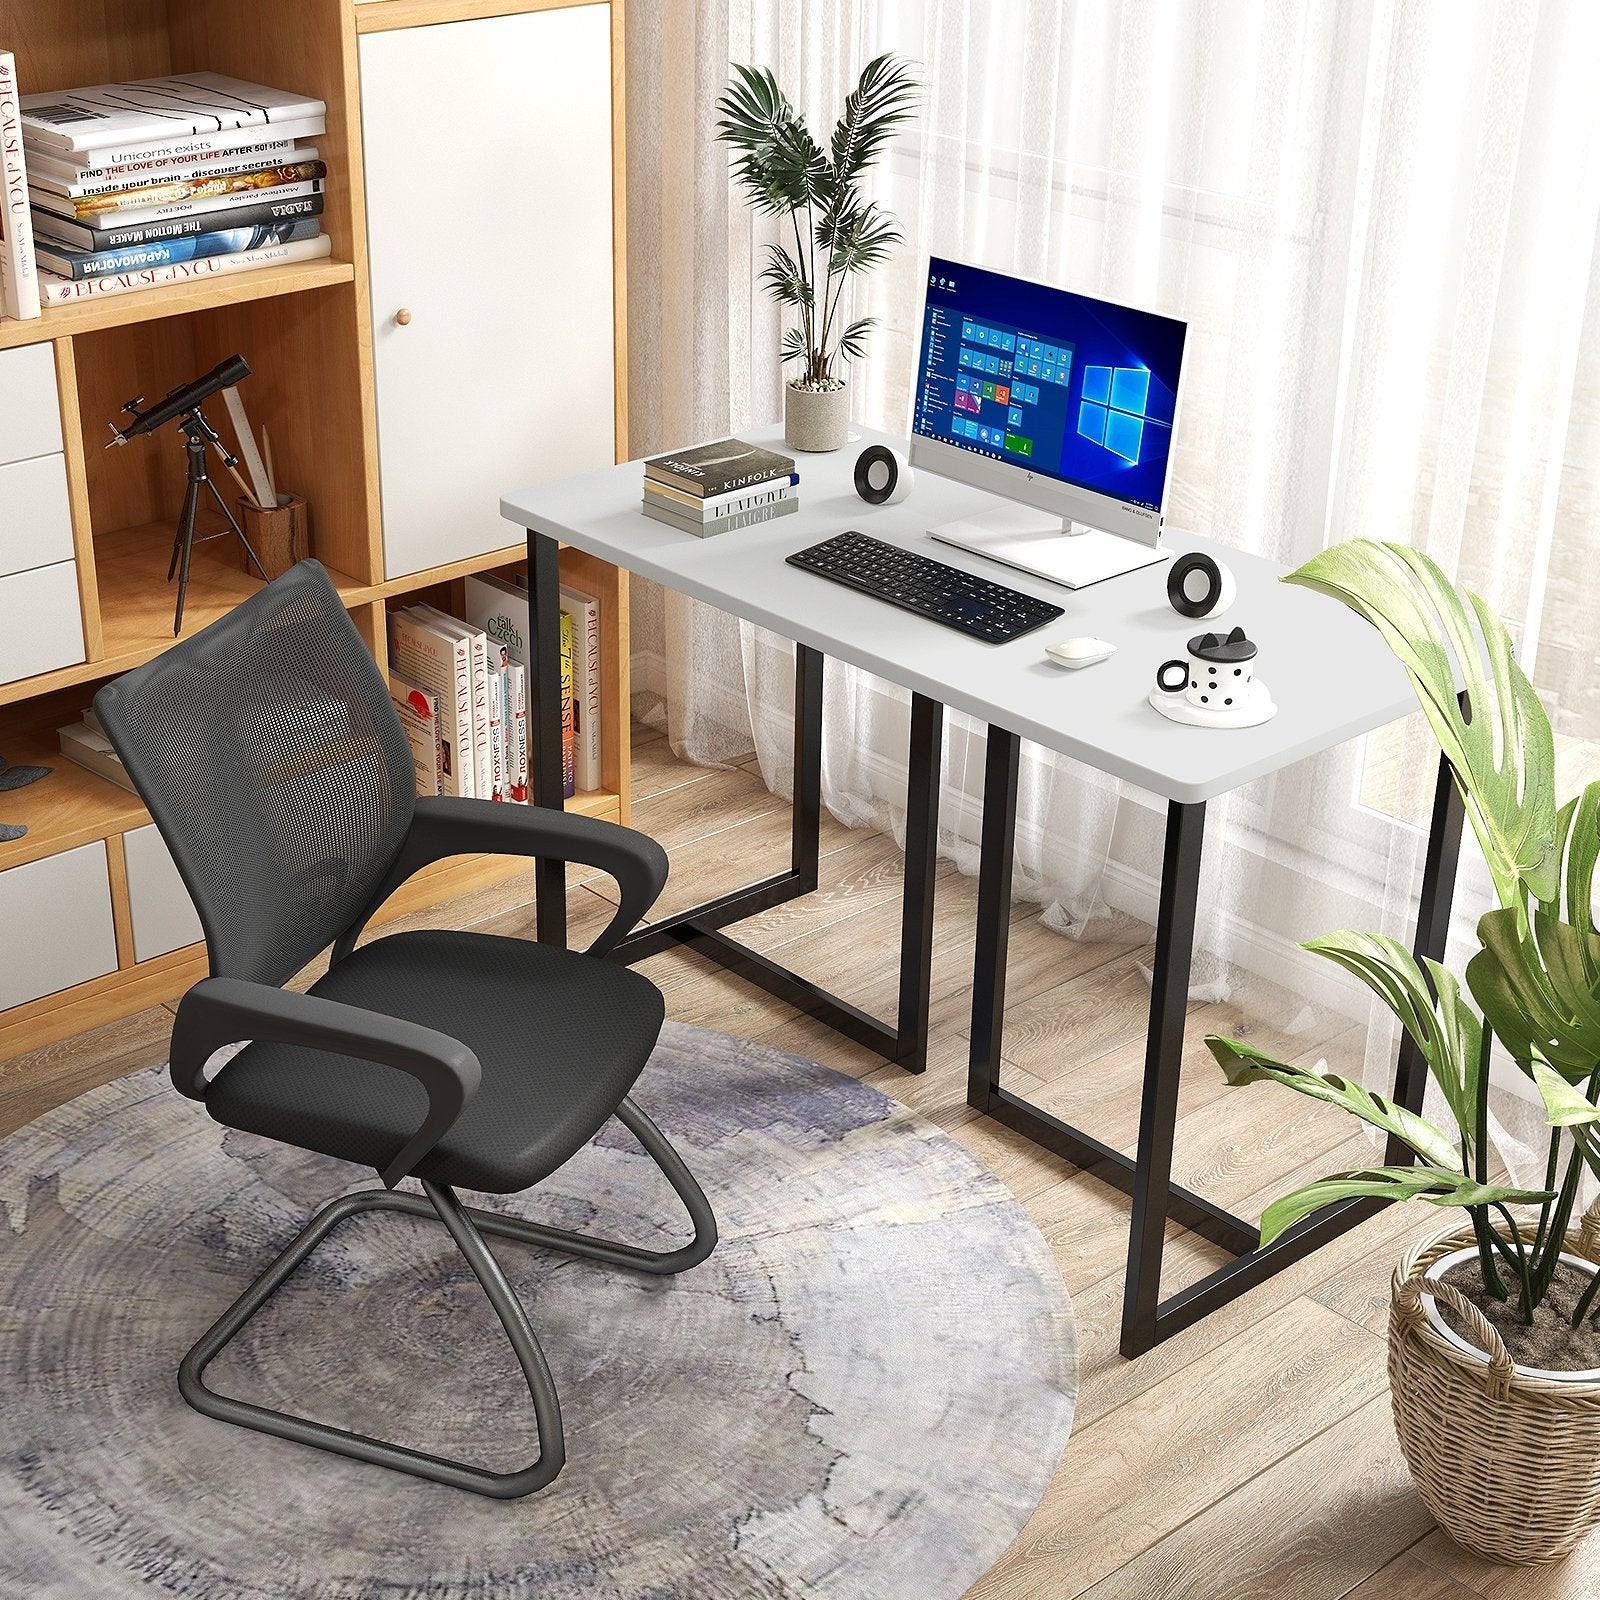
784, 378, 849, 452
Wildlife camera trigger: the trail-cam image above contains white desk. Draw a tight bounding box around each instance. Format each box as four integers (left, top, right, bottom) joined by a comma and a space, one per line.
502, 427, 1461, 1357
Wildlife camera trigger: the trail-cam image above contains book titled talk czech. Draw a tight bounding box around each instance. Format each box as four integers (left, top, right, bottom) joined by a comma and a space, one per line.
645, 439, 796, 497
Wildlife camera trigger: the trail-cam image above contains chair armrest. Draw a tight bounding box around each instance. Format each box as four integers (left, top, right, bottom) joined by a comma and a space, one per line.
339, 795, 669, 961
169, 976, 482, 1189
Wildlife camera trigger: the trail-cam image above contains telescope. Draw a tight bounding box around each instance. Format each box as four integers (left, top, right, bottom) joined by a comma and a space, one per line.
104, 352, 266, 633
106, 353, 252, 448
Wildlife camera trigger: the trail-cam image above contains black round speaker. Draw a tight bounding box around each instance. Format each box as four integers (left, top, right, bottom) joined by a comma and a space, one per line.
1166, 551, 1235, 618
854, 444, 912, 505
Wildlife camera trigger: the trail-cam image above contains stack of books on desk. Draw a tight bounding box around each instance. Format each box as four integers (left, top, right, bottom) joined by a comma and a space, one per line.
641, 438, 799, 537
6, 69, 329, 313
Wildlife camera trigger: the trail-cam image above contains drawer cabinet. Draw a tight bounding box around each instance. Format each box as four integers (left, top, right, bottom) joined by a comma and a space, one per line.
0, 560, 85, 684
122, 823, 204, 962
0, 840, 119, 1010
0, 452, 74, 576
0, 344, 63, 465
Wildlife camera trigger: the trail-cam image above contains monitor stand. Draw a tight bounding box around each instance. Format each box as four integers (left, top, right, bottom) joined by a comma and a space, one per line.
928, 502, 1170, 591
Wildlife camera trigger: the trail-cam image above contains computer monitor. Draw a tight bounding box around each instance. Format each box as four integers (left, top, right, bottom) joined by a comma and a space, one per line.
909, 256, 1188, 589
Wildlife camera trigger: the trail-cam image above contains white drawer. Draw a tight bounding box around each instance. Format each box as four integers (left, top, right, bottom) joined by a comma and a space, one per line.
0, 344, 64, 466
122, 823, 204, 962
0, 560, 85, 684
0, 840, 119, 1009
0, 453, 74, 576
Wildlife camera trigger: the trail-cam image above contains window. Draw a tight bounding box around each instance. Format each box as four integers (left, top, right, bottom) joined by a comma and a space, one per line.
1077, 365, 1153, 464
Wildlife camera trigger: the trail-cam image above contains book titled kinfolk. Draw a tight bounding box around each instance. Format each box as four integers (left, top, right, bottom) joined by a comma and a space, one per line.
0, 51, 40, 319
20, 72, 326, 157
644, 438, 796, 497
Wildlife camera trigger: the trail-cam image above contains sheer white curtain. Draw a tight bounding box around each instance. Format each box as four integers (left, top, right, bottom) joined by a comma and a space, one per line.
623, 0, 1600, 1166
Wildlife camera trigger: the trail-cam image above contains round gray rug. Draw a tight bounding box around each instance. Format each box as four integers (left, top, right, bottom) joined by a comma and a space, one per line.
0, 1021, 1075, 1599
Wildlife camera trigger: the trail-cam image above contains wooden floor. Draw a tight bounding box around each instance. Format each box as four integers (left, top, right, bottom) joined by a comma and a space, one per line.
3, 722, 1595, 1600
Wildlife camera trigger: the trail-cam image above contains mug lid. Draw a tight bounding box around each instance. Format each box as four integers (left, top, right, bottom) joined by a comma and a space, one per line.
1189, 626, 1256, 663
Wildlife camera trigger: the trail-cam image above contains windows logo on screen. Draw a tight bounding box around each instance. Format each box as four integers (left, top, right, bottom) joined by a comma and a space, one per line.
1077, 366, 1152, 464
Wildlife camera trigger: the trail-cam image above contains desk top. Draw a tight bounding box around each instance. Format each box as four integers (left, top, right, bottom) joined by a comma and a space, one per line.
501, 426, 1413, 804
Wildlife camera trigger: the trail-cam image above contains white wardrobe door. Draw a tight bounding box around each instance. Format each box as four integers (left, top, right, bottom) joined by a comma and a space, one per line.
361, 6, 617, 580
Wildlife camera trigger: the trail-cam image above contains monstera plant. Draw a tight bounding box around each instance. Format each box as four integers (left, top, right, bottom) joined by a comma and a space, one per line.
1208, 540, 1600, 1324
1207, 539, 1600, 1563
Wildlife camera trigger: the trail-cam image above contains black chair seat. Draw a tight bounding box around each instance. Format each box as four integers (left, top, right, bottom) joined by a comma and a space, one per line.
206, 929, 666, 1193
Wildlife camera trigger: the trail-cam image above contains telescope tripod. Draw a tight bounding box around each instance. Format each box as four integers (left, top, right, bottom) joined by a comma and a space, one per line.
167, 408, 267, 635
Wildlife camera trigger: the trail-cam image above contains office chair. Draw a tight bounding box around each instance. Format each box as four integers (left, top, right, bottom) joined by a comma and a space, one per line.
94, 560, 715, 1498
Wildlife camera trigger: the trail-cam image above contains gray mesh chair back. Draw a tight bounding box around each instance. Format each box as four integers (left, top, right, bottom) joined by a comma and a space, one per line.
94, 561, 416, 987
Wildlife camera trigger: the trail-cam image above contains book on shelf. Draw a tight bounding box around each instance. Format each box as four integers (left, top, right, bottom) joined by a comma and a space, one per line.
58, 718, 135, 792
389, 608, 474, 798
560, 612, 576, 799
412, 604, 492, 804
35, 231, 331, 304
486, 662, 507, 801
20, 73, 325, 156
0, 50, 40, 320
507, 661, 529, 802
35, 187, 322, 252
560, 584, 603, 792
643, 438, 796, 497
643, 475, 798, 522
36, 215, 321, 281
464, 572, 584, 800
641, 495, 800, 539
389, 675, 444, 798
35, 159, 327, 221
28, 136, 317, 195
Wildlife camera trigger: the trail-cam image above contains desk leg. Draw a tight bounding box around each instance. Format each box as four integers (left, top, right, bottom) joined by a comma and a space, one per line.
793, 643, 823, 893
896, 693, 944, 1073
968, 726, 1020, 1109
1387, 752, 1465, 1159
1121, 800, 1207, 1357
527, 528, 567, 948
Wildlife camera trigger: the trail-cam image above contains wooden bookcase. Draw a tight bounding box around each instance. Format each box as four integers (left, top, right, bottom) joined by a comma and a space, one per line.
0, 0, 630, 1059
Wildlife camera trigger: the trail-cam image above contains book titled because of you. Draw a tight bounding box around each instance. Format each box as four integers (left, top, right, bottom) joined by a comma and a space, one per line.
35, 232, 332, 305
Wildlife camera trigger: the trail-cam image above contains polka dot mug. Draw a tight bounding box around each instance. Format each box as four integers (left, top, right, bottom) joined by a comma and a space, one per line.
1155, 626, 1257, 711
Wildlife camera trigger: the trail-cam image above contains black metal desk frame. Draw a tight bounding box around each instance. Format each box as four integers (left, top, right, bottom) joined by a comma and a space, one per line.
966, 724, 1466, 1357
525, 528, 944, 1073
526, 525, 1466, 1359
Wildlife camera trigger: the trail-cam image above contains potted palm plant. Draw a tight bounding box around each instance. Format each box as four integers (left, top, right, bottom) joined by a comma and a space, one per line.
1207, 539, 1600, 1565
715, 55, 917, 452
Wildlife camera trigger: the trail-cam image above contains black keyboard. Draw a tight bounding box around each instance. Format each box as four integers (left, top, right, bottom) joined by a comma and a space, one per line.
786, 531, 1064, 644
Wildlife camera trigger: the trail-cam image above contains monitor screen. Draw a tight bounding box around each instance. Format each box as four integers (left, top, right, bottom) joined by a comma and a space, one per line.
911, 257, 1187, 514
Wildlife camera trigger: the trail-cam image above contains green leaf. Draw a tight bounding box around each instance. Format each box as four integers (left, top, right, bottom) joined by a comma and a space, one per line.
1283, 541, 1558, 911
1205, 1034, 1463, 1171
828, 53, 919, 185
780, 325, 810, 364
1298, 929, 1482, 1137
757, 243, 812, 308
715, 65, 828, 216
836, 316, 875, 361
1467, 906, 1600, 1078
1258, 1167, 1555, 1248
1531, 1056, 1600, 1126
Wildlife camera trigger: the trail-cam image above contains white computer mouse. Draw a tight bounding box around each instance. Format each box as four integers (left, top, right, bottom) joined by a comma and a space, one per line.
1045, 636, 1116, 669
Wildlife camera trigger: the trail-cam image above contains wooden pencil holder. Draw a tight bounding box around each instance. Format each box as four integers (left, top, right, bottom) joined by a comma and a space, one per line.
238, 493, 310, 581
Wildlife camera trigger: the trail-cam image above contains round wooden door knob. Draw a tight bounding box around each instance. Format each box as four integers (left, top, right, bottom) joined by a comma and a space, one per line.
394, 308, 413, 326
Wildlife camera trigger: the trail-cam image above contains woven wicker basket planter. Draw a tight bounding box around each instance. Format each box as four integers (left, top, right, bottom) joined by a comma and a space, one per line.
1389, 1213, 1600, 1565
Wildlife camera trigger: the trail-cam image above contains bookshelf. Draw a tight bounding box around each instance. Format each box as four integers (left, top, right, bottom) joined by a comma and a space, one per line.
0, 0, 630, 1058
